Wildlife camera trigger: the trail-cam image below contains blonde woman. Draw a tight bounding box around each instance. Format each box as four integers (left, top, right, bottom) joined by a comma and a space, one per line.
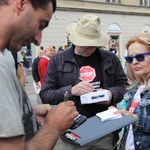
117, 34, 150, 150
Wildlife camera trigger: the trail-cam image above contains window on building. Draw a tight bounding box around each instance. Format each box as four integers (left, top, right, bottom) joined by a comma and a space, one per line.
106, 0, 121, 3
140, 0, 150, 6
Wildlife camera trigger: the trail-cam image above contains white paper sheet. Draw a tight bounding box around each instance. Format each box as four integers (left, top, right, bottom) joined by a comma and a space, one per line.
33, 82, 41, 94
96, 108, 122, 122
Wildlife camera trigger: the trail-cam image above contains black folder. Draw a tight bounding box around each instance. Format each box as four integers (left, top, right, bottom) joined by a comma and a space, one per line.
64, 115, 138, 146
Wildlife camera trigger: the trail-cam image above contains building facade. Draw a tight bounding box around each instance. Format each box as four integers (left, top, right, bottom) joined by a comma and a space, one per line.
28, 0, 150, 67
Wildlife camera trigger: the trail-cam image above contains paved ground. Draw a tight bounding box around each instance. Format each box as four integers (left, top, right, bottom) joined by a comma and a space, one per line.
25, 71, 62, 150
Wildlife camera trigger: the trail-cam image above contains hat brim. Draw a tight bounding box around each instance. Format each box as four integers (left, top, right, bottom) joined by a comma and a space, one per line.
67, 25, 109, 47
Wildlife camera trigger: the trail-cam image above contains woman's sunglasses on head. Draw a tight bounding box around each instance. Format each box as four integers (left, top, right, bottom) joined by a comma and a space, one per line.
124, 52, 150, 64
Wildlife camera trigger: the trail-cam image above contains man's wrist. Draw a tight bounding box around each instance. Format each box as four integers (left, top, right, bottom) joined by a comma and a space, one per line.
42, 123, 60, 137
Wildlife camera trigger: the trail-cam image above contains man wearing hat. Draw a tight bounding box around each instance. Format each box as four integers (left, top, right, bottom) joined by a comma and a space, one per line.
40, 14, 127, 149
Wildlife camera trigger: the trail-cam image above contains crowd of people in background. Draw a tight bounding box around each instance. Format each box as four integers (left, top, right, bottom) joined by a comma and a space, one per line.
32, 44, 69, 86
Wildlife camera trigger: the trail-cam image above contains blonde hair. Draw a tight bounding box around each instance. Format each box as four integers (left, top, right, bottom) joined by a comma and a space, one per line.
126, 34, 150, 91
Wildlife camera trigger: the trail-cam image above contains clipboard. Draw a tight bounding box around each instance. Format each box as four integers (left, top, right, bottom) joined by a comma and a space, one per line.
63, 115, 138, 146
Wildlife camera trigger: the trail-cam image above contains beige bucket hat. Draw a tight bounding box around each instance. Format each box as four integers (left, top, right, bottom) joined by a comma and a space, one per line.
67, 14, 109, 47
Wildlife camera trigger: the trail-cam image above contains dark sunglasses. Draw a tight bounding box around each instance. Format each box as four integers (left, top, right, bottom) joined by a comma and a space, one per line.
124, 52, 150, 64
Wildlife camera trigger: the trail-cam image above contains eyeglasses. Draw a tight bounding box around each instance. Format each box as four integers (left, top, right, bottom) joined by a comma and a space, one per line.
124, 52, 150, 64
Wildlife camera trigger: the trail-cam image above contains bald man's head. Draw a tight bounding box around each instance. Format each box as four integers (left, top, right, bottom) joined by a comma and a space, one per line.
43, 45, 56, 58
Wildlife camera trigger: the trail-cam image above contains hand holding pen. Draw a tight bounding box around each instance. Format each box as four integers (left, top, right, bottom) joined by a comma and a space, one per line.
71, 82, 93, 96
63, 91, 87, 129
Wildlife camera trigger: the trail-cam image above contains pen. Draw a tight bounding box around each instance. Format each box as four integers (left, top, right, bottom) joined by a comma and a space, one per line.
64, 91, 69, 101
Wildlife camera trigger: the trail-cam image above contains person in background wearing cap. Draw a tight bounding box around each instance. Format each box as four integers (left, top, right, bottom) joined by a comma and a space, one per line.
40, 14, 127, 150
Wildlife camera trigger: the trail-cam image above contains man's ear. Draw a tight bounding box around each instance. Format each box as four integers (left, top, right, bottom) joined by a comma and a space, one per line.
15, 0, 27, 15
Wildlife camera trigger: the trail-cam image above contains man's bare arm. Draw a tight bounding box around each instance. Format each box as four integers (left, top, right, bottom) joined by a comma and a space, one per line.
0, 101, 78, 150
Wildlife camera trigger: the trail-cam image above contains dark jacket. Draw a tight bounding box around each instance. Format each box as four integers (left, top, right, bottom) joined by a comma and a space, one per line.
40, 46, 127, 106
32, 57, 40, 82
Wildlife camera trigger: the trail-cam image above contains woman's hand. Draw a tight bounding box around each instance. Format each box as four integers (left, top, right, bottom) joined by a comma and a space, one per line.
115, 109, 137, 118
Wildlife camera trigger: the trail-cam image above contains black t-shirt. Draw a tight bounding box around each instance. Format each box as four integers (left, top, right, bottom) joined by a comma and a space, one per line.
74, 50, 108, 118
